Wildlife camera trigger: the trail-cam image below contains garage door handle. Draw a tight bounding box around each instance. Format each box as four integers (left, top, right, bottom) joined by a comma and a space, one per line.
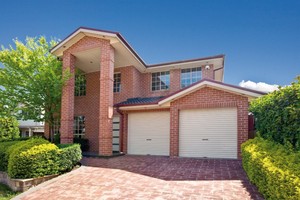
146, 139, 152, 141
202, 139, 209, 141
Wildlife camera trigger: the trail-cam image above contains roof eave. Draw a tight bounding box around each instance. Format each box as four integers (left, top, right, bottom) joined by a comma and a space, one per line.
50, 27, 119, 55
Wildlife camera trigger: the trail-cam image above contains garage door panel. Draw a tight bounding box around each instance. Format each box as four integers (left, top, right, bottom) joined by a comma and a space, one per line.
128, 112, 170, 156
179, 107, 237, 159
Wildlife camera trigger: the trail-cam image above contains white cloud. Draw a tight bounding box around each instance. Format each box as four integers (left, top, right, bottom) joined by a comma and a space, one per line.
239, 80, 279, 93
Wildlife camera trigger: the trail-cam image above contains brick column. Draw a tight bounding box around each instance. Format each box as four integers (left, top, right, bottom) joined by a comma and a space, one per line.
237, 98, 249, 159
99, 44, 114, 156
60, 53, 75, 144
170, 106, 179, 157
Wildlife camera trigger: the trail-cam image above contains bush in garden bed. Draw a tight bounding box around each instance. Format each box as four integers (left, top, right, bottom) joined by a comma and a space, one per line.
4, 138, 82, 179
57, 143, 82, 172
7, 138, 57, 178
242, 137, 300, 199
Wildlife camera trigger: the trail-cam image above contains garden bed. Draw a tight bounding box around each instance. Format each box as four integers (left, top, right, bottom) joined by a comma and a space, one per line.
0, 171, 58, 192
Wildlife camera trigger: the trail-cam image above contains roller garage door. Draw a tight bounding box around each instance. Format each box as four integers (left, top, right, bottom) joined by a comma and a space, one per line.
128, 112, 170, 156
179, 107, 237, 159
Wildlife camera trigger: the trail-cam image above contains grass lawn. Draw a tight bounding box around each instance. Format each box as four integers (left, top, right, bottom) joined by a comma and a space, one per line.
0, 184, 19, 200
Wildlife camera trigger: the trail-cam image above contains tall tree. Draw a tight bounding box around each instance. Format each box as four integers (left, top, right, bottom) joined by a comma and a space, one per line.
0, 36, 68, 141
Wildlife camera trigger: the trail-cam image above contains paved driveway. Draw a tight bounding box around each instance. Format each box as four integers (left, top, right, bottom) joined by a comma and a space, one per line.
14, 155, 263, 200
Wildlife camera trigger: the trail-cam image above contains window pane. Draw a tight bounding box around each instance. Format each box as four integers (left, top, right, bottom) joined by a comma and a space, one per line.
181, 67, 202, 88
113, 73, 121, 93
74, 116, 85, 138
75, 75, 86, 96
152, 71, 170, 91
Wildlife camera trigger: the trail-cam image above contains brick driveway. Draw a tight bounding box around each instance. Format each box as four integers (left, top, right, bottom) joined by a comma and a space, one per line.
14, 155, 263, 200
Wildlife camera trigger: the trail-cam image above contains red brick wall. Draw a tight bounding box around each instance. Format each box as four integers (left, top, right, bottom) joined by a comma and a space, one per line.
170, 87, 248, 159
113, 65, 214, 104
114, 66, 142, 104
112, 68, 182, 104
74, 72, 100, 152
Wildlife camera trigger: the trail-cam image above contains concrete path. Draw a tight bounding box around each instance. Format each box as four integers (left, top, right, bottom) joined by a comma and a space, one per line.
14, 155, 263, 200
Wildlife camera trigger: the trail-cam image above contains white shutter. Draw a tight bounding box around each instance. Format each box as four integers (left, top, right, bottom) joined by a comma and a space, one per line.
128, 112, 170, 156
179, 107, 237, 159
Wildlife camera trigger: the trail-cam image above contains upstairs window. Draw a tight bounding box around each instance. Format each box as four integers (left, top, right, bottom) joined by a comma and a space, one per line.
181, 67, 202, 88
114, 73, 121, 93
75, 75, 86, 96
152, 71, 170, 91
74, 116, 85, 138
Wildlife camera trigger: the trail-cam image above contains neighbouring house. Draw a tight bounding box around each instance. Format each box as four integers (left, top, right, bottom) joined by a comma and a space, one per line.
46, 27, 264, 159
19, 120, 44, 137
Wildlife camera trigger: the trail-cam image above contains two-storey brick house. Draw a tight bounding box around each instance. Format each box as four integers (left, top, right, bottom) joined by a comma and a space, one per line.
48, 27, 264, 159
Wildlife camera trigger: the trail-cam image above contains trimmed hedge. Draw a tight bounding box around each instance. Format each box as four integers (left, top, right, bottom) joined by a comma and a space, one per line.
242, 137, 300, 199
7, 138, 52, 178
4, 138, 82, 179
57, 144, 82, 172
0, 140, 23, 172
8, 143, 60, 178
250, 76, 300, 150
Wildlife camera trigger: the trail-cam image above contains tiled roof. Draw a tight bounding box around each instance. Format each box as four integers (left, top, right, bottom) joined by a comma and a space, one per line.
115, 96, 164, 106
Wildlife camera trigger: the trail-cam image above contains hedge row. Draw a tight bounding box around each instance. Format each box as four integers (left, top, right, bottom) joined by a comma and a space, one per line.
0, 137, 82, 179
249, 77, 300, 150
242, 137, 300, 199
57, 144, 82, 172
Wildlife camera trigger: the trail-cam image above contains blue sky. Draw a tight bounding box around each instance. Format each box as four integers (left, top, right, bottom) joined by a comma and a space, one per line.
1, 0, 299, 88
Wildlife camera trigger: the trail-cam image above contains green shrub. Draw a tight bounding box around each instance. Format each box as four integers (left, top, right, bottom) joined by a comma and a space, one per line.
7, 137, 52, 178
73, 138, 89, 151
0, 117, 20, 140
4, 138, 82, 178
250, 76, 300, 150
242, 137, 300, 199
0, 140, 23, 171
57, 144, 82, 172
8, 143, 60, 179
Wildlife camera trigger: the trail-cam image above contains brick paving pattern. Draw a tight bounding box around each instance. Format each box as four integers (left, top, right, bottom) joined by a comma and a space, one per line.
14, 155, 263, 200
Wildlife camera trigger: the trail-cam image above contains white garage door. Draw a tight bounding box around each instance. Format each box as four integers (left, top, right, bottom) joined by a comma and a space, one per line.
179, 107, 237, 159
128, 112, 170, 156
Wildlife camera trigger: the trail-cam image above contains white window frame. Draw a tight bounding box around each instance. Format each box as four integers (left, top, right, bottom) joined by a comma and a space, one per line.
75, 74, 86, 96
74, 116, 85, 138
151, 71, 170, 91
113, 73, 121, 93
181, 67, 202, 88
